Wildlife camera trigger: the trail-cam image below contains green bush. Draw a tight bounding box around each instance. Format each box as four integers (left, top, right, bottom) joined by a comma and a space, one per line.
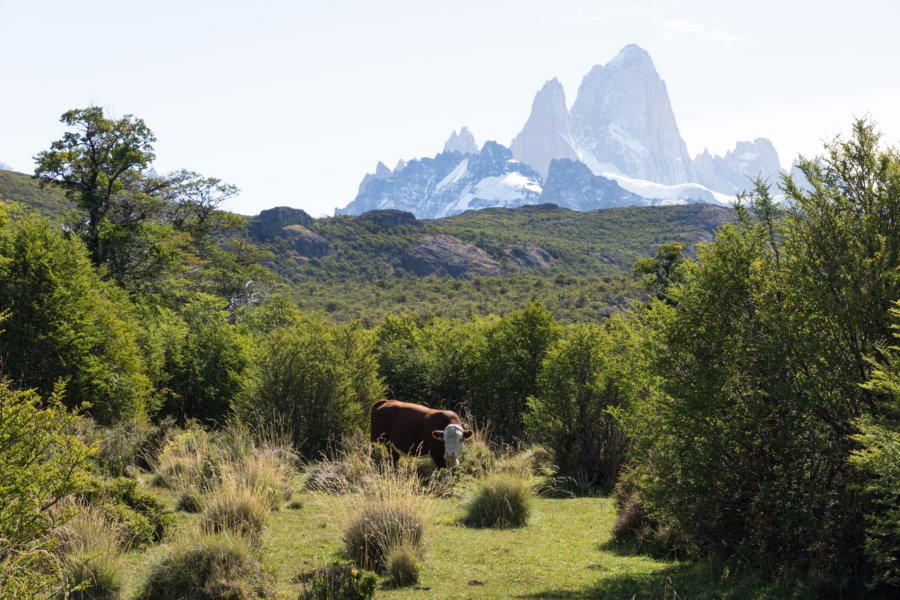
462, 473, 532, 528
297, 564, 378, 600
137, 534, 276, 600
77, 476, 173, 548
238, 317, 383, 458
0, 377, 93, 596
525, 322, 631, 492
386, 546, 421, 587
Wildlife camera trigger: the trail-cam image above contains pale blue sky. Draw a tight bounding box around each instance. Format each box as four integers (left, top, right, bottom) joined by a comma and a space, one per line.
2, 1, 898, 215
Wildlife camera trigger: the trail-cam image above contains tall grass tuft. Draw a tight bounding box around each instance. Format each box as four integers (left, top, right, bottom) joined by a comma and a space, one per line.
55, 505, 125, 599
137, 533, 275, 600
338, 466, 430, 572
462, 473, 532, 528
385, 545, 421, 587
201, 475, 272, 544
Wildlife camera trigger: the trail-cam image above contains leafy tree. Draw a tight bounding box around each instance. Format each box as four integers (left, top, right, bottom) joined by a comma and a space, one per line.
469, 302, 561, 441
632, 241, 686, 300
851, 301, 900, 590
33, 107, 157, 264
153, 296, 250, 424
623, 119, 899, 582
0, 206, 152, 423
526, 322, 630, 491
375, 314, 429, 404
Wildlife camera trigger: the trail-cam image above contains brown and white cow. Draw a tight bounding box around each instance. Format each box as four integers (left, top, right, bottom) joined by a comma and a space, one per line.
370, 399, 474, 469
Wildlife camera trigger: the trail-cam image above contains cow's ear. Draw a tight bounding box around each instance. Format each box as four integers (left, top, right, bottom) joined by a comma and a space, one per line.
463, 430, 474, 440
431, 429, 444, 440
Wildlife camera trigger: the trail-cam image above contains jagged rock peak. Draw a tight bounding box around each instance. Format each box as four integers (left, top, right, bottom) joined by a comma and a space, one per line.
692, 138, 782, 195
569, 43, 694, 184
510, 78, 577, 178
443, 127, 479, 155
357, 161, 394, 195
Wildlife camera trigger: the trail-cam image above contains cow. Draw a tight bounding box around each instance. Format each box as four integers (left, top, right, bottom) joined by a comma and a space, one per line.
370, 399, 474, 469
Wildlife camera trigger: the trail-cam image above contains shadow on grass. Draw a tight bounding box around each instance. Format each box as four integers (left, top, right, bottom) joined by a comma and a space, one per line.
517, 549, 831, 600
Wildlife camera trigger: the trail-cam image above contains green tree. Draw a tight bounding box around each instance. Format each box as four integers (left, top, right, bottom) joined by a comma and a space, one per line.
0, 206, 151, 423
469, 302, 561, 441
632, 241, 686, 300
33, 107, 157, 265
526, 322, 630, 491
374, 314, 429, 404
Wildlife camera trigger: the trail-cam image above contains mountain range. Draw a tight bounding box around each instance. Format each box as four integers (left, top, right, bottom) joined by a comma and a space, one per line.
338, 44, 783, 219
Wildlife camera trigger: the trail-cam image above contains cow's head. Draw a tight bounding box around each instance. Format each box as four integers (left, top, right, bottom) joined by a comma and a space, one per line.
432, 424, 474, 469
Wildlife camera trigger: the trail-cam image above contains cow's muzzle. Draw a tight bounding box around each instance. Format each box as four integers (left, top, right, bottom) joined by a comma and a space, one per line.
445, 454, 459, 469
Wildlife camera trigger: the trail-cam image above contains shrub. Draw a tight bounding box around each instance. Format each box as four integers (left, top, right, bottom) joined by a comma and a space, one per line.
237, 318, 383, 458
297, 564, 378, 600
339, 470, 429, 572
201, 476, 272, 544
77, 476, 173, 548
386, 545, 421, 587
462, 473, 532, 528
304, 434, 378, 494
152, 429, 220, 492
137, 534, 275, 600
525, 323, 630, 493
0, 378, 93, 596
177, 491, 203, 513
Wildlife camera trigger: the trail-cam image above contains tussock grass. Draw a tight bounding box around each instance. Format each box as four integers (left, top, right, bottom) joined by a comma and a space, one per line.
462, 472, 533, 528
338, 467, 430, 572
296, 563, 378, 600
136, 532, 275, 600
385, 545, 421, 587
55, 506, 125, 599
201, 475, 272, 544
151, 429, 219, 493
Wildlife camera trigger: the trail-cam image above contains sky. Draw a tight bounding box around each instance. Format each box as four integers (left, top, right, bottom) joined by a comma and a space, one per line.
2, 0, 898, 216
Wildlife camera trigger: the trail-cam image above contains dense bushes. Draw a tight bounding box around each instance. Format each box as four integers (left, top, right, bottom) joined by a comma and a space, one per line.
525, 321, 631, 491
0, 208, 152, 423
621, 120, 900, 587
0, 379, 94, 596
237, 316, 383, 457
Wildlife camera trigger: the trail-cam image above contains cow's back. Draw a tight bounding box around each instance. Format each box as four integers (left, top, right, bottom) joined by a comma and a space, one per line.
370, 400, 461, 451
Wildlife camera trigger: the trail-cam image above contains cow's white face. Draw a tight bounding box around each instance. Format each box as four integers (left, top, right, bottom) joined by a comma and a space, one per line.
432, 424, 473, 468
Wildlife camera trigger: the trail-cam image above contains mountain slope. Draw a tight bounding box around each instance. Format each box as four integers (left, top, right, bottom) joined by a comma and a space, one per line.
0, 169, 78, 219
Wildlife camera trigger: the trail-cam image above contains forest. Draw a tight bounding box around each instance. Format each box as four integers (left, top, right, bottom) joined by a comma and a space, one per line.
0, 108, 897, 598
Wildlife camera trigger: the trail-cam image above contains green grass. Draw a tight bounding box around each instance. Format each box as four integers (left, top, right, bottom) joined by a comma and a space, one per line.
114, 473, 812, 599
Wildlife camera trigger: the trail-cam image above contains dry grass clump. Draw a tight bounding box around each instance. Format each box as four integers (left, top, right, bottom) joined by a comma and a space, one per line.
304, 433, 379, 494
201, 475, 272, 544
137, 533, 276, 600
462, 472, 533, 528
151, 429, 219, 493
338, 468, 430, 573
55, 506, 125, 599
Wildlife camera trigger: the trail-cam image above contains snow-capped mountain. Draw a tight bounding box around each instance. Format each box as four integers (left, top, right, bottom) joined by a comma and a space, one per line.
510, 79, 578, 178
693, 139, 782, 195
337, 141, 543, 219
0, 161, 13, 172
337, 44, 783, 218
511, 44, 694, 186
541, 159, 645, 210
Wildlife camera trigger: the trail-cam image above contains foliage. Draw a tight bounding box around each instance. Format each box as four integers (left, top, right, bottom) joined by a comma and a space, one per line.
154, 295, 251, 424
56, 505, 125, 600
469, 301, 561, 441
136, 533, 276, 600
526, 320, 632, 491
201, 475, 272, 544
632, 241, 686, 300
461, 473, 532, 528
0, 169, 77, 220
296, 564, 378, 600
0, 208, 152, 423
851, 302, 900, 589
0, 379, 94, 597
237, 316, 383, 457
76, 476, 173, 548
385, 545, 421, 587
622, 119, 899, 583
